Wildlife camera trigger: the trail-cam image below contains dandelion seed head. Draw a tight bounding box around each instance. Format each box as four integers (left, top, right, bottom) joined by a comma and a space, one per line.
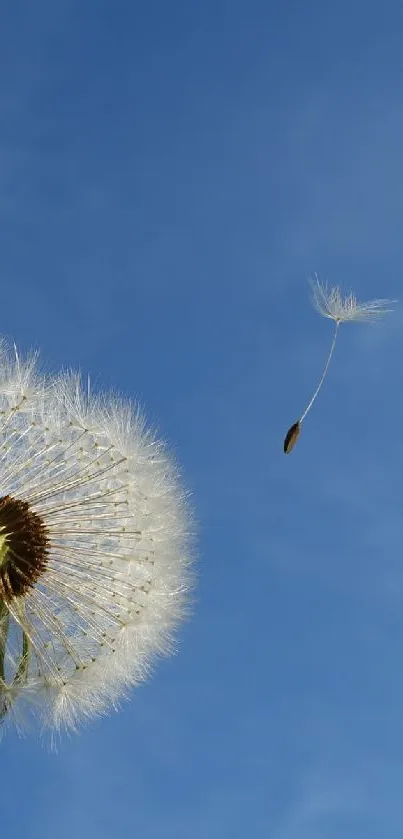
309, 276, 395, 323
0, 344, 193, 736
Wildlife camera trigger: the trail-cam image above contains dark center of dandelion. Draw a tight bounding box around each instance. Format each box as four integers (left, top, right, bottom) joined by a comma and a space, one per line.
0, 496, 49, 601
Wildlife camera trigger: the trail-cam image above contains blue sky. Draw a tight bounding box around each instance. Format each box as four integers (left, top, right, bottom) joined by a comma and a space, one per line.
2, 1, 403, 836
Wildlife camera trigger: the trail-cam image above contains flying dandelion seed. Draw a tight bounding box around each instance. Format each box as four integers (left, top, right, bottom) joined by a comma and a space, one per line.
0, 342, 193, 736
284, 277, 395, 453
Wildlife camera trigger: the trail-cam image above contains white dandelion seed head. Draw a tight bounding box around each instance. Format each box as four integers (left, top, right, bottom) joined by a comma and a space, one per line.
0, 344, 194, 737
309, 276, 396, 323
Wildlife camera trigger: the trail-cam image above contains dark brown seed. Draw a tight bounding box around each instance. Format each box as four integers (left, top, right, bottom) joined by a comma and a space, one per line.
283, 421, 300, 454
0, 495, 49, 601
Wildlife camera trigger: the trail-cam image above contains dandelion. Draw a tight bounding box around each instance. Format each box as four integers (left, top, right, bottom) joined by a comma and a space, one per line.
283, 276, 395, 453
0, 342, 193, 736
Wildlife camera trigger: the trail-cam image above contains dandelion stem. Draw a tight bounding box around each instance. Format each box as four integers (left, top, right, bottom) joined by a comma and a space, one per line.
0, 601, 31, 723
0, 600, 9, 720
299, 320, 340, 423
14, 631, 30, 685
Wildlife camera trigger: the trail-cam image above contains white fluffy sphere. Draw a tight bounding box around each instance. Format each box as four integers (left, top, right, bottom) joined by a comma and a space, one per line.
0, 345, 193, 735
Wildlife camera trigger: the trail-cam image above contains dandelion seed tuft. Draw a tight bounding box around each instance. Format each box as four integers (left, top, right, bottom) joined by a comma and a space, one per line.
309, 276, 395, 323
0, 342, 194, 736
